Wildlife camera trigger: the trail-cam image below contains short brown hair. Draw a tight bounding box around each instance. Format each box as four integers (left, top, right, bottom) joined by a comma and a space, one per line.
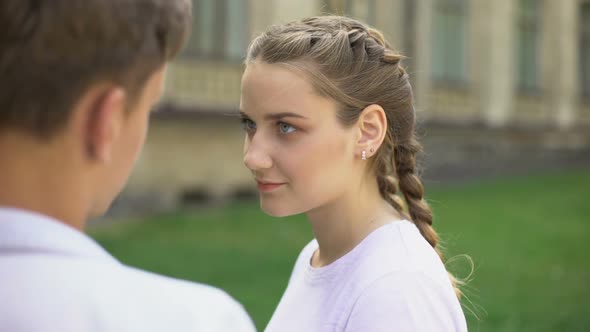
0, 0, 192, 138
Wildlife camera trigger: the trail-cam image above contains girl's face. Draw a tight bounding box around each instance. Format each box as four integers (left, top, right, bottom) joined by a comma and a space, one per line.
240, 61, 359, 217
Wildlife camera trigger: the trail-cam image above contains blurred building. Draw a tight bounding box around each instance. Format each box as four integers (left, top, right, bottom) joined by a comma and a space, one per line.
118, 0, 590, 212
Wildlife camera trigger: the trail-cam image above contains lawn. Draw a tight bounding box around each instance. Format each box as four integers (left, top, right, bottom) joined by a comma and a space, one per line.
90, 170, 590, 331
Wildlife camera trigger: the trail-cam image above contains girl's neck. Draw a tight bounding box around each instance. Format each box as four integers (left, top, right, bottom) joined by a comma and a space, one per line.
306, 178, 402, 268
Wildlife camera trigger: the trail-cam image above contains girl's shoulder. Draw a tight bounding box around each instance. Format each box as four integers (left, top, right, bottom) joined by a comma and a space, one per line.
351, 220, 453, 290
345, 270, 467, 332
345, 221, 467, 331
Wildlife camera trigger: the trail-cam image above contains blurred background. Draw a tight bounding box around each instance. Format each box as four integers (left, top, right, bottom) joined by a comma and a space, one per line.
89, 0, 590, 331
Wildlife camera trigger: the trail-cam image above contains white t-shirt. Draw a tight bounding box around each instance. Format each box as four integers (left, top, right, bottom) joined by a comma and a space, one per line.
265, 220, 468, 332
0, 207, 257, 332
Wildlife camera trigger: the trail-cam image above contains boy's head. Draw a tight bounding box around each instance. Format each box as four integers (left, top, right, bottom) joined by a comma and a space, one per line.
0, 0, 192, 220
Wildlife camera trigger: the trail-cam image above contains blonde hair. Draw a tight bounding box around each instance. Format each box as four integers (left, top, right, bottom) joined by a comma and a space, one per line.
246, 15, 462, 298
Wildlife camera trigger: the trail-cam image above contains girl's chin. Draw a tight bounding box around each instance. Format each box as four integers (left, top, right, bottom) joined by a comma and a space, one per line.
260, 201, 303, 217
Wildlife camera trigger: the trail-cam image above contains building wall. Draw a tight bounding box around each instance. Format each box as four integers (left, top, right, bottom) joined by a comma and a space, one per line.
112, 0, 590, 213
123, 115, 251, 208
165, 60, 243, 109
581, 102, 590, 124
164, 0, 590, 128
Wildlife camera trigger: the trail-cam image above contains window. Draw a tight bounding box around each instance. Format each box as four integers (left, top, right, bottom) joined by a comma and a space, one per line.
581, 3, 590, 97
322, 0, 343, 14
345, 0, 376, 25
515, 0, 541, 91
323, 0, 376, 25
403, 0, 417, 71
183, 0, 249, 61
432, 0, 468, 83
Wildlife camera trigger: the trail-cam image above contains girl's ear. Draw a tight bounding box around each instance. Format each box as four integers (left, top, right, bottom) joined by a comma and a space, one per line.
355, 104, 387, 159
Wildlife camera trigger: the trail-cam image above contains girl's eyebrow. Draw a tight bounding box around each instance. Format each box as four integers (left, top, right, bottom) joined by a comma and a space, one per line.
264, 112, 308, 120
240, 110, 309, 122
238, 111, 307, 120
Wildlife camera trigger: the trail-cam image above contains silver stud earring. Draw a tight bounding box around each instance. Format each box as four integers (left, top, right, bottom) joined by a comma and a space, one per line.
361, 150, 367, 160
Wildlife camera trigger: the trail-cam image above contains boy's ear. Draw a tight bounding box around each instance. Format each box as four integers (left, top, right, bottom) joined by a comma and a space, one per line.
76, 85, 127, 163
355, 104, 387, 159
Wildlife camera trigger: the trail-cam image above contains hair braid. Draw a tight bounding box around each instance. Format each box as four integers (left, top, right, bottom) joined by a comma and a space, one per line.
376, 165, 405, 213
393, 138, 462, 298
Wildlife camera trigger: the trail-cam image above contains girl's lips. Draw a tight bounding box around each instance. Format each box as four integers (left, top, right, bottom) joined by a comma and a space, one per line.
256, 180, 286, 192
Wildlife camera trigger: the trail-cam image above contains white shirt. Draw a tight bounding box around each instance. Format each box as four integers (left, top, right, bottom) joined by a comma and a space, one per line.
265, 220, 468, 332
0, 207, 257, 332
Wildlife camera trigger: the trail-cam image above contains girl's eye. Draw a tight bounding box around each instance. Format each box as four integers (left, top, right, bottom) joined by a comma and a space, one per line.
241, 118, 257, 132
278, 122, 296, 134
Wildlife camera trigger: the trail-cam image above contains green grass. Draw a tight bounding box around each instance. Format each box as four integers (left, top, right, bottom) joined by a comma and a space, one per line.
90, 170, 590, 331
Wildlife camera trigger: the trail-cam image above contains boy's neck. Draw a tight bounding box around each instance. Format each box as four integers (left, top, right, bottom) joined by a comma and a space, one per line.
0, 133, 89, 231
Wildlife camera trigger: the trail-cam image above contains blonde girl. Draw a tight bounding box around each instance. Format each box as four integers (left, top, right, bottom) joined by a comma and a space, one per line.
240, 16, 468, 332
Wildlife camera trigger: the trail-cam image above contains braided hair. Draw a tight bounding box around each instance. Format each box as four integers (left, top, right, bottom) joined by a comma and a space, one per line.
246, 16, 462, 298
